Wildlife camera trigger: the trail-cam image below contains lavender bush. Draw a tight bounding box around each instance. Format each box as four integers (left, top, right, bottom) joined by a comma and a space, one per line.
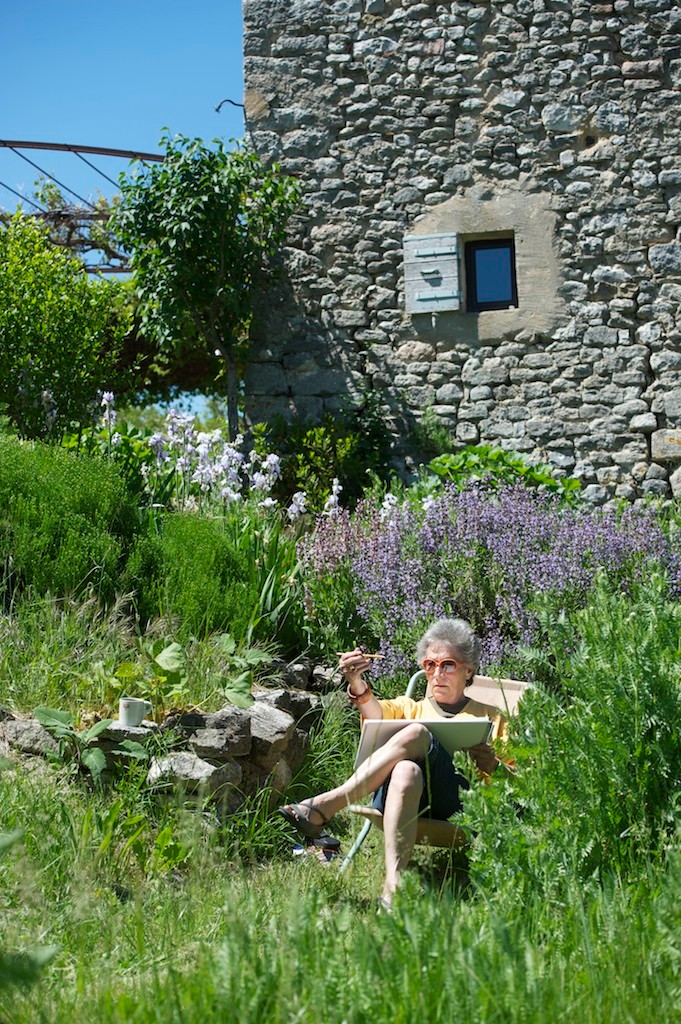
301, 482, 681, 687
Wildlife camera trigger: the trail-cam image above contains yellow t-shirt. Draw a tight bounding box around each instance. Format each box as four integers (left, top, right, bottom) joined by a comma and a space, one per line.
377, 694, 508, 743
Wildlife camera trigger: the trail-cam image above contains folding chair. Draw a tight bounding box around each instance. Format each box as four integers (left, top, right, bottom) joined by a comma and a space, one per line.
338, 669, 529, 873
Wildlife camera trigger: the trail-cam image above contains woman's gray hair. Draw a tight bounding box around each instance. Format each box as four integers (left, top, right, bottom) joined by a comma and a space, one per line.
416, 618, 481, 675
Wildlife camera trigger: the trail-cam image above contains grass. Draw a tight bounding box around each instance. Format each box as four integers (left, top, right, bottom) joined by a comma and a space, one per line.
2, 697, 680, 1023
2, 758, 679, 1024
0, 450, 679, 1021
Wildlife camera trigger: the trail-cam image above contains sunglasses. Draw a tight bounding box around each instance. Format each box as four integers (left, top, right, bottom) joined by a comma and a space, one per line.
421, 658, 462, 676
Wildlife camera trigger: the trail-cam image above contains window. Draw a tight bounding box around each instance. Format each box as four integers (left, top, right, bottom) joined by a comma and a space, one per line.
464, 238, 518, 312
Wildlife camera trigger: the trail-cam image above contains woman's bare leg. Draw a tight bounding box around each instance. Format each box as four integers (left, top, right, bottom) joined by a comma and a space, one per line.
291, 723, 430, 824
381, 760, 424, 905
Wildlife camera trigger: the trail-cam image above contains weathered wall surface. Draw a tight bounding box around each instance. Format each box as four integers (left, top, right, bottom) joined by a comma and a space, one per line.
242, 0, 681, 502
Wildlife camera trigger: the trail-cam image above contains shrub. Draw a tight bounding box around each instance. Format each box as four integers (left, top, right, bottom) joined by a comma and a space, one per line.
125, 513, 252, 639
426, 444, 582, 500
462, 577, 681, 900
300, 482, 681, 682
125, 503, 305, 651
0, 436, 139, 605
0, 214, 132, 438
252, 393, 393, 510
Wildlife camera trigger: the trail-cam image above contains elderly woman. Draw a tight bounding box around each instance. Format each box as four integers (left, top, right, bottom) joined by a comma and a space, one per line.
280, 618, 507, 908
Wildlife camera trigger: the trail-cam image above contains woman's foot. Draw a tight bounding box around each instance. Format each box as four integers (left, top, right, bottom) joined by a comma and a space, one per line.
279, 801, 329, 840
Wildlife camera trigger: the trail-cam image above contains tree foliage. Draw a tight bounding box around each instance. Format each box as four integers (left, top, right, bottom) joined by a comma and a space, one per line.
114, 134, 302, 438
0, 213, 132, 438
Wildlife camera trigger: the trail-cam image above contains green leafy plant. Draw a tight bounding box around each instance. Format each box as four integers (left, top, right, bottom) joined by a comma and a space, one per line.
0, 830, 58, 990
0, 435, 140, 606
461, 576, 681, 902
114, 133, 301, 439
209, 633, 270, 708
33, 707, 147, 787
0, 213, 132, 438
426, 444, 582, 499
253, 392, 392, 510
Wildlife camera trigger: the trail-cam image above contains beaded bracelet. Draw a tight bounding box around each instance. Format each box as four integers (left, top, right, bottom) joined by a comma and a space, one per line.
347, 683, 373, 706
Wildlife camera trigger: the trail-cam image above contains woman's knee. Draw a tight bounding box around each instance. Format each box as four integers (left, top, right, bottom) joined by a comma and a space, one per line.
388, 759, 424, 799
394, 722, 430, 758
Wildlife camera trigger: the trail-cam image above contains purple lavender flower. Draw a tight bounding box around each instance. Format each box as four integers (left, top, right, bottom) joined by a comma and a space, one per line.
302, 481, 678, 681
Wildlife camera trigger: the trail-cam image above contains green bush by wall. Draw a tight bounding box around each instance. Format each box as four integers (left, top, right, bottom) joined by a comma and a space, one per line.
0, 436, 139, 605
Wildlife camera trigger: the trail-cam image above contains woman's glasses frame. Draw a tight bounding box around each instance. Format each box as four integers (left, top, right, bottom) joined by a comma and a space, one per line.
421, 657, 462, 676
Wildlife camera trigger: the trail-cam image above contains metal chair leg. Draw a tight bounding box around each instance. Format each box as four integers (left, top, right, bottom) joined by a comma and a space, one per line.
338, 819, 372, 874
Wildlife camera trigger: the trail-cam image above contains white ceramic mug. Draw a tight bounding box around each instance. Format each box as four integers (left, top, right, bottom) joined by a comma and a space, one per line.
118, 697, 152, 728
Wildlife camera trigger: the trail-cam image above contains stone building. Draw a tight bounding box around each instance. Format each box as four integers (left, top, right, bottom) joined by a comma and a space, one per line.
242, 0, 681, 502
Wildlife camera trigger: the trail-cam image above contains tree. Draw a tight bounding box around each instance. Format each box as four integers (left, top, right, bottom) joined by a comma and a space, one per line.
0, 214, 132, 438
113, 134, 302, 439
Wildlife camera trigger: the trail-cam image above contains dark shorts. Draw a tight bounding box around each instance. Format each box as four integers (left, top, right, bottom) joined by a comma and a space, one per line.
372, 734, 469, 820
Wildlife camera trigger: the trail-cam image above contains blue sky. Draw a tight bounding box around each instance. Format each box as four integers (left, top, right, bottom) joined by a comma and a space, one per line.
0, 0, 245, 211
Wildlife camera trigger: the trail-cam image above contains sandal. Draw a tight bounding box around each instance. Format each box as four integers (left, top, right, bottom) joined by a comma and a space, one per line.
279, 802, 329, 840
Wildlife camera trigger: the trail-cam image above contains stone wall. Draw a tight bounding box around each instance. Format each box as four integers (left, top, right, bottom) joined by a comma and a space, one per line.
242, 0, 681, 502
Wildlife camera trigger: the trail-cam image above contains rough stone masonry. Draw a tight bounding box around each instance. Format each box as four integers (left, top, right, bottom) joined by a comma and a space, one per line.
242, 0, 681, 503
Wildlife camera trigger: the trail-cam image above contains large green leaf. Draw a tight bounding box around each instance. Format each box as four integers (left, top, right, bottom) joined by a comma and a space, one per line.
153, 642, 186, 677
114, 740, 149, 761
222, 671, 255, 709
80, 719, 114, 744
33, 706, 75, 735
81, 746, 107, 783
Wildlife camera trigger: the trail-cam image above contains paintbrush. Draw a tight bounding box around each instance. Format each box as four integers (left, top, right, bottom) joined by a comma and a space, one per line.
336, 652, 384, 659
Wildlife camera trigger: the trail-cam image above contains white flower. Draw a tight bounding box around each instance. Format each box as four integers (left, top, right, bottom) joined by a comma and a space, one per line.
111, 432, 122, 448
101, 391, 115, 406
421, 495, 436, 511
259, 497, 278, 509
380, 493, 400, 520
323, 478, 343, 517
287, 491, 307, 521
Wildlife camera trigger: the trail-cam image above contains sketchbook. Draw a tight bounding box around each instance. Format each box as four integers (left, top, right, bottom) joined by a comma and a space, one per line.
353, 716, 493, 769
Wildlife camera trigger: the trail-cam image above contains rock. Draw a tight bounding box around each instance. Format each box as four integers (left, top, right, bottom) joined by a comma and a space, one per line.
541, 103, 588, 133
651, 429, 681, 462
146, 752, 242, 794
582, 484, 609, 505
248, 704, 297, 772
649, 243, 681, 275
309, 665, 338, 693
252, 689, 321, 730
664, 390, 681, 425
630, 413, 657, 433
160, 711, 209, 734
0, 720, 60, 757
641, 479, 669, 497
98, 721, 159, 744
188, 727, 252, 760
279, 658, 314, 690
669, 466, 681, 498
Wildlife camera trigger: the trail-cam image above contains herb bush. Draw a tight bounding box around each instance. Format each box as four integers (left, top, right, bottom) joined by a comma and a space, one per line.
0, 436, 139, 605
462, 577, 681, 899
125, 513, 254, 640
126, 503, 305, 650
426, 443, 582, 500
301, 482, 681, 684
252, 394, 393, 510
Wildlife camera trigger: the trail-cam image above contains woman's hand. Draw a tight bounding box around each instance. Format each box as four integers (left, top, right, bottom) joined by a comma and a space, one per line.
467, 742, 499, 776
338, 648, 373, 693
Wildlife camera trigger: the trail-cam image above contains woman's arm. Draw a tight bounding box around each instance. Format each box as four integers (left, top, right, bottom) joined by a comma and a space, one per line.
339, 649, 383, 720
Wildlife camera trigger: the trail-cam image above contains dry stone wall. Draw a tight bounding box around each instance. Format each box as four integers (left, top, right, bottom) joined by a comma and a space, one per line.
243, 0, 681, 502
